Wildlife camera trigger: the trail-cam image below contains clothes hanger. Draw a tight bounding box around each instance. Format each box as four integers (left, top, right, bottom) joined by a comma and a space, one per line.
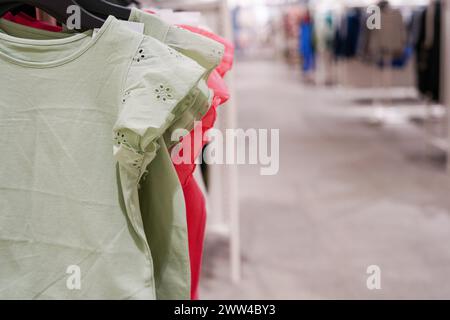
10, 4, 36, 16
75, 0, 131, 20
0, 3, 20, 16
108, 0, 139, 6
0, 0, 105, 31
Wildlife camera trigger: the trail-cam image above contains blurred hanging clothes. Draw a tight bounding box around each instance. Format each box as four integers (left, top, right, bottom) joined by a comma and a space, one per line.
314, 11, 335, 85
416, 0, 441, 102
391, 7, 425, 69
323, 13, 335, 53
345, 9, 362, 58
366, 4, 407, 62
409, 7, 426, 50
358, 5, 418, 69
283, 6, 303, 65
231, 6, 242, 53
298, 13, 315, 72
390, 46, 413, 69
333, 8, 362, 60
313, 12, 335, 56
333, 26, 344, 59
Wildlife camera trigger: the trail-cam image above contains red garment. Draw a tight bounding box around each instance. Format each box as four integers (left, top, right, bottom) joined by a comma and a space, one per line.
173, 26, 234, 300
3, 12, 61, 32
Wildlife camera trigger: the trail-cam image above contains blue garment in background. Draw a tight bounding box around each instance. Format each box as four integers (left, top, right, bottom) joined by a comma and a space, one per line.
299, 22, 315, 72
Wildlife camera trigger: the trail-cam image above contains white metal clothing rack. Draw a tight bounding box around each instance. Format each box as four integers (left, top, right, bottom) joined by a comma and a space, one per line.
444, 0, 450, 173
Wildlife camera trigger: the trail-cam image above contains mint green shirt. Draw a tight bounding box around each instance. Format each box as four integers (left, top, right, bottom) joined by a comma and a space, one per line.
128, 9, 224, 300
0, 11, 222, 299
128, 8, 224, 147
0, 16, 205, 299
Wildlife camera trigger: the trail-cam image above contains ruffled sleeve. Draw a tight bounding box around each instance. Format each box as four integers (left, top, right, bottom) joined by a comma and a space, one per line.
165, 25, 225, 73
113, 35, 207, 181
179, 25, 234, 77
128, 8, 224, 73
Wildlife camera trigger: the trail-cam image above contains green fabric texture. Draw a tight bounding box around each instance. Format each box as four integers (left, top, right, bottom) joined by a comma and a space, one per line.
128, 9, 224, 299
0, 17, 197, 300
138, 138, 190, 299
128, 8, 223, 148
114, 32, 207, 300
0, 9, 222, 299
0, 16, 205, 299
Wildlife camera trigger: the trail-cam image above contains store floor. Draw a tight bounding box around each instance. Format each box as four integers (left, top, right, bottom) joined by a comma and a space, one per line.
200, 59, 450, 299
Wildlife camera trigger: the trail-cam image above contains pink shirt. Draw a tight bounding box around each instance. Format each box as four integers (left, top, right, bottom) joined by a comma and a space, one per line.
172, 25, 234, 300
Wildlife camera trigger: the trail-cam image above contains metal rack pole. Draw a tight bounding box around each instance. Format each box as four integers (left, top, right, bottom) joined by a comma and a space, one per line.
444, 0, 450, 173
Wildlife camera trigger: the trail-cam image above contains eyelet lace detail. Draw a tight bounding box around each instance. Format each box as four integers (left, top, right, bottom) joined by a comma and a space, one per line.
155, 84, 174, 102
114, 130, 131, 148
114, 130, 145, 172
122, 91, 131, 103
168, 47, 182, 58
210, 48, 223, 58
133, 48, 148, 63
132, 158, 142, 170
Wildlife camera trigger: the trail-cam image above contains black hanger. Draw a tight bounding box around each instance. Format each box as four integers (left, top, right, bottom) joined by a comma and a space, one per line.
0, 0, 105, 31
107, 0, 139, 6
75, 0, 131, 20
0, 3, 20, 16
6, 4, 35, 17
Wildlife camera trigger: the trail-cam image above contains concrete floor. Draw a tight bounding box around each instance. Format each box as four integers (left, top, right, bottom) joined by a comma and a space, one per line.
200, 60, 450, 300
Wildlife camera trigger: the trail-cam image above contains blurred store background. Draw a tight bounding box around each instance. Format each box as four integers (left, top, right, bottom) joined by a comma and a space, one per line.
144, 0, 450, 299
